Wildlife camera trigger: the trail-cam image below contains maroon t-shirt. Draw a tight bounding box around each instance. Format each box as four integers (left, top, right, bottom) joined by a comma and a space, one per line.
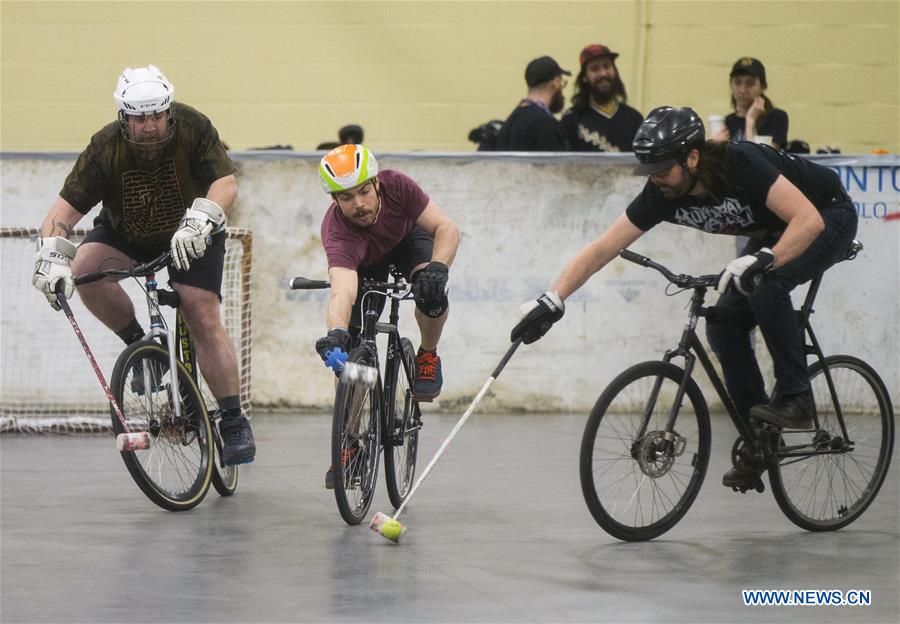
321, 170, 430, 270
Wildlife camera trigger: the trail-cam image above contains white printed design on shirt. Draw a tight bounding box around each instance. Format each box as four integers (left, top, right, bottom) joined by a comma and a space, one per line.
673, 198, 756, 234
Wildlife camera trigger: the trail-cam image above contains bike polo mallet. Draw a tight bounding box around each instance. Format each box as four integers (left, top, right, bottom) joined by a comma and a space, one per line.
289, 276, 379, 388
370, 338, 524, 543
55, 283, 150, 452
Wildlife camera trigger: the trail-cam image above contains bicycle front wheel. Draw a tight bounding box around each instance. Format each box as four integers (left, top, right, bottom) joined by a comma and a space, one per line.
580, 361, 711, 541
110, 341, 214, 511
193, 365, 238, 497
384, 337, 421, 509
332, 347, 381, 525
770, 355, 895, 531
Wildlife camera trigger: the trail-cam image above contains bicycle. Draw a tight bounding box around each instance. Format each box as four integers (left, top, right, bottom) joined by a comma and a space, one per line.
69, 251, 238, 511
289, 266, 423, 525
579, 241, 894, 541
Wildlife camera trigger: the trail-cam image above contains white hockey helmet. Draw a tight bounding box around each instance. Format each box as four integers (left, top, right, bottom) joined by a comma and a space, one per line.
113, 65, 175, 115
114, 65, 176, 150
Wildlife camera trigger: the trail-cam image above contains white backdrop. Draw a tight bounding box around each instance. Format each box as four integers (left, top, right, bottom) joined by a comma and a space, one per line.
2, 152, 897, 412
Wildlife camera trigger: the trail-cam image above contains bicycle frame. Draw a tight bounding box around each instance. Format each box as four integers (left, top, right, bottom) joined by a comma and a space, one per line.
355, 267, 419, 444
137, 271, 183, 421
630, 245, 862, 461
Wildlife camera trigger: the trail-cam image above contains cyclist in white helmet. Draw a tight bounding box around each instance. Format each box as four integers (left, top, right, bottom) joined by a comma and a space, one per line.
315, 144, 460, 488
32, 65, 255, 466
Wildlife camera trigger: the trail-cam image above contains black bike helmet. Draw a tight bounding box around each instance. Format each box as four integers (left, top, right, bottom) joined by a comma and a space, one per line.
632, 106, 705, 175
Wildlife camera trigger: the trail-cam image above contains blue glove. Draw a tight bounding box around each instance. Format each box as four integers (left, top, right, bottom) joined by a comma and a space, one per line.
315, 328, 351, 373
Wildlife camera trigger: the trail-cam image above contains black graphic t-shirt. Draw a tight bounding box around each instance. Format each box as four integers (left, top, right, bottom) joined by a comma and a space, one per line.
626, 141, 846, 238
560, 103, 643, 152
60, 103, 235, 249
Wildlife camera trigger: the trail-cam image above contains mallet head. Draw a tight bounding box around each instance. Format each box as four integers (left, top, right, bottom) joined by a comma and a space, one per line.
369, 511, 407, 543
342, 361, 378, 388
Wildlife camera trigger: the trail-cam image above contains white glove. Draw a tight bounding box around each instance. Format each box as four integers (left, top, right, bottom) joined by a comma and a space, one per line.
170, 198, 226, 271
32, 237, 77, 311
717, 247, 775, 296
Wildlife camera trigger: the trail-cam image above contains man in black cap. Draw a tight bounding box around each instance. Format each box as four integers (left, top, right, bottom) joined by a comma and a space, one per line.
561, 43, 643, 152
494, 55, 570, 151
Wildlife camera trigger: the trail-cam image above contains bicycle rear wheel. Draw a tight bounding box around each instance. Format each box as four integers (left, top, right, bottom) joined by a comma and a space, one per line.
580, 361, 711, 541
769, 355, 894, 531
332, 347, 381, 525
110, 341, 214, 511
384, 338, 421, 509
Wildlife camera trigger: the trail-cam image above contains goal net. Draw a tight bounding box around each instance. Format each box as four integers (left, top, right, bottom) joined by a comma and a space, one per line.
0, 227, 252, 433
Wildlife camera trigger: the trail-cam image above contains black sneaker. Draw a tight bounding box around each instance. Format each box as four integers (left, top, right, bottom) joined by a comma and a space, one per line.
750, 390, 815, 428
219, 415, 256, 465
130, 360, 165, 395
722, 466, 765, 493
414, 349, 442, 401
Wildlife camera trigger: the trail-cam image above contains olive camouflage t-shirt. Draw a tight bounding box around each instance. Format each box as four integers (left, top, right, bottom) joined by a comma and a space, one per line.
60, 103, 235, 250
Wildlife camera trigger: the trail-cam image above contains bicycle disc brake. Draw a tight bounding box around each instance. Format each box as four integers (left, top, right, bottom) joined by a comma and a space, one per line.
633, 431, 685, 478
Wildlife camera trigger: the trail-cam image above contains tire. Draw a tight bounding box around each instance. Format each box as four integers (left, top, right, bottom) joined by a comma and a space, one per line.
769, 355, 895, 531
193, 367, 238, 497
110, 341, 213, 511
384, 338, 421, 509
332, 346, 381, 525
580, 361, 711, 541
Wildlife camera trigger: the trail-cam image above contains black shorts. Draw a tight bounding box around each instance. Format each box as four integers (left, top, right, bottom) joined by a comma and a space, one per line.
81, 220, 226, 299
349, 225, 433, 332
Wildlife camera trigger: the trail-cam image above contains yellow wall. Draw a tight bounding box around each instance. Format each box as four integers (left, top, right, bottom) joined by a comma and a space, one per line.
2, 0, 897, 153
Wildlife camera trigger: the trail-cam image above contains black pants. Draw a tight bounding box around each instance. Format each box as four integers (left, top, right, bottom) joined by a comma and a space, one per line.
705, 207, 858, 419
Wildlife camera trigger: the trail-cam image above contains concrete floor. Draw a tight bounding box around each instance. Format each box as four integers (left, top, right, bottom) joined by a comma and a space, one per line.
2, 412, 898, 623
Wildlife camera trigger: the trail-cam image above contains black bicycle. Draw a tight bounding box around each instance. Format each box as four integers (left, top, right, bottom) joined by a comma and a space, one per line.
290, 266, 423, 525
580, 241, 894, 541
72, 252, 238, 511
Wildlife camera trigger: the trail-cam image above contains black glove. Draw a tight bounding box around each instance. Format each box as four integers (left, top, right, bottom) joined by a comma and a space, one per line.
414, 261, 449, 301
510, 291, 565, 345
717, 247, 775, 295
315, 328, 351, 362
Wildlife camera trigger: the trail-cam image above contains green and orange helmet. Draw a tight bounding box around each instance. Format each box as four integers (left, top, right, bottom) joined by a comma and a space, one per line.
318, 144, 379, 194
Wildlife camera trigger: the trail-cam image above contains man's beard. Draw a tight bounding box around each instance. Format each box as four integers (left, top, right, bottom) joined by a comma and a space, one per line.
550, 89, 565, 114
589, 79, 616, 106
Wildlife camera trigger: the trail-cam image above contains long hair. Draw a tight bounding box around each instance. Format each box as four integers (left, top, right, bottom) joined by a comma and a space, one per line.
695, 140, 731, 201
570, 64, 628, 112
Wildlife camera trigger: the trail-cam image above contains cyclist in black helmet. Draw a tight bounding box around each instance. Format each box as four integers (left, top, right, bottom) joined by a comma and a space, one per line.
511, 105, 858, 490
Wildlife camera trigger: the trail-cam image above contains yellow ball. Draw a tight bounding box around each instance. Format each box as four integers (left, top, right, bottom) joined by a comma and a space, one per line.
381, 519, 403, 540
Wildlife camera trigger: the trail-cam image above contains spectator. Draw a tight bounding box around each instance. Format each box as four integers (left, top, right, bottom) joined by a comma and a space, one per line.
561, 44, 643, 152
338, 124, 364, 145
494, 56, 570, 151
715, 57, 789, 149
316, 124, 365, 151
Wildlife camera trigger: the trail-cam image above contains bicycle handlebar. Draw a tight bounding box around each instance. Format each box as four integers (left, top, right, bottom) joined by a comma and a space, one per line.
618, 249, 719, 289
288, 275, 412, 295
73, 251, 172, 286
289, 277, 330, 290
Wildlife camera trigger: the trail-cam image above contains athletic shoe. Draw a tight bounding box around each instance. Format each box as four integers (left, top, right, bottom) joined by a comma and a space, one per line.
414, 349, 442, 401
750, 390, 815, 428
220, 414, 256, 465
722, 466, 765, 493
324, 445, 359, 489
130, 360, 164, 395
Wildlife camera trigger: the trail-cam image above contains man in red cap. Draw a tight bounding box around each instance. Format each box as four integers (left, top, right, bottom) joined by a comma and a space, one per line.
561, 44, 643, 152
